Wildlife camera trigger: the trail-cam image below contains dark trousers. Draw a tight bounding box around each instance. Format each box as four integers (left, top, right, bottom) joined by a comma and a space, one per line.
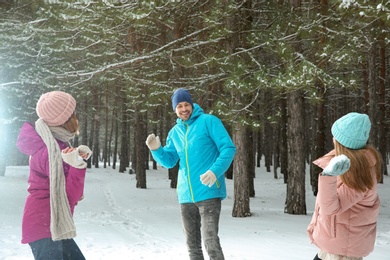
180, 198, 224, 260
29, 238, 85, 260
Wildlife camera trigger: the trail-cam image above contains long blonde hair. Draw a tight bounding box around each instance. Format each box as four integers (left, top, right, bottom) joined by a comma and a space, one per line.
334, 140, 381, 192
62, 112, 79, 135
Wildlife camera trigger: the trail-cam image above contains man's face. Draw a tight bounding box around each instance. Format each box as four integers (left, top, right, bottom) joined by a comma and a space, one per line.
175, 102, 193, 121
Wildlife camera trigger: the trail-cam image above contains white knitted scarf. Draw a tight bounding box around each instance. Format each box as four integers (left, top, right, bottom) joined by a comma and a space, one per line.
35, 118, 77, 241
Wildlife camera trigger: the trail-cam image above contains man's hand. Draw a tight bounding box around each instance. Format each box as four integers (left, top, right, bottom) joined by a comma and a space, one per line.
200, 170, 217, 187
145, 134, 161, 150
323, 154, 350, 176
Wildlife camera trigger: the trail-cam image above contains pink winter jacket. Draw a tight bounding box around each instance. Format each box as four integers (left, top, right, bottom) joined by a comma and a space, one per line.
307, 150, 380, 257
16, 122, 86, 244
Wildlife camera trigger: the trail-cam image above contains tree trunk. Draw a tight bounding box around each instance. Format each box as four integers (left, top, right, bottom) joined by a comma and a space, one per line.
284, 0, 306, 215
256, 130, 262, 168
225, 124, 234, 180
232, 124, 251, 217
311, 84, 325, 196
229, 0, 253, 217
150, 106, 159, 170
119, 93, 129, 173
135, 103, 147, 189
273, 124, 280, 180
284, 90, 306, 215
81, 96, 91, 168
169, 163, 179, 189
103, 84, 109, 168
264, 118, 273, 173
367, 43, 378, 145
249, 128, 255, 198
280, 95, 288, 183
378, 27, 387, 180
92, 94, 101, 168
310, 0, 328, 196
112, 105, 119, 170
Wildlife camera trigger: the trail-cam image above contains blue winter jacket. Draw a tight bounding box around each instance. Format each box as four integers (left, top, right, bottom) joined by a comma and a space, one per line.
151, 103, 236, 204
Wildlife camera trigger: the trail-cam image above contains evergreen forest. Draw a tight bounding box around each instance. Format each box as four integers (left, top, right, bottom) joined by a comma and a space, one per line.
0, 0, 389, 217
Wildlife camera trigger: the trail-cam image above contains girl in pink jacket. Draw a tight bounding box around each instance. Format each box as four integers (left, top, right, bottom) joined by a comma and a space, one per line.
16, 91, 92, 260
307, 112, 382, 260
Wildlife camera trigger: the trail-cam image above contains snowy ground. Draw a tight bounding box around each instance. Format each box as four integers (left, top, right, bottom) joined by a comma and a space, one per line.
1, 162, 389, 260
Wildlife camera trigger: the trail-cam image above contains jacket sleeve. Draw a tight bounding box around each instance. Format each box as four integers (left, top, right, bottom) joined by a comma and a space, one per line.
317, 176, 364, 216
151, 131, 180, 169
64, 164, 86, 212
206, 116, 236, 178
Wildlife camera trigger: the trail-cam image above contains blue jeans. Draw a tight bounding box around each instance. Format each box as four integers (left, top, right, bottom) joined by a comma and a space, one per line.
180, 198, 224, 260
29, 238, 85, 260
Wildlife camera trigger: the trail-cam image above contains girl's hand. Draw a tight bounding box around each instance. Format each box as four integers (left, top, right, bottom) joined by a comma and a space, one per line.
62, 147, 77, 154
79, 152, 89, 159
61, 147, 87, 169
77, 145, 92, 160
322, 154, 350, 176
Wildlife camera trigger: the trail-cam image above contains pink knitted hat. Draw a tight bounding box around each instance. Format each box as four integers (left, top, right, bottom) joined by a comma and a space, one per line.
36, 91, 76, 126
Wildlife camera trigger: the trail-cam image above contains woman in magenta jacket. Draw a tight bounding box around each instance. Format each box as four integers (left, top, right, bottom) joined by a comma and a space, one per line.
307, 112, 382, 260
16, 91, 92, 260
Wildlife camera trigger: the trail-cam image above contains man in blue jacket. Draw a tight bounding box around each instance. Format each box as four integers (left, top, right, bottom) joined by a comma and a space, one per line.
145, 88, 236, 260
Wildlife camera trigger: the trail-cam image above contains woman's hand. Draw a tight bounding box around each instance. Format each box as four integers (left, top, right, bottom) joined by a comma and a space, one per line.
77, 145, 92, 160
61, 147, 87, 169
62, 147, 77, 154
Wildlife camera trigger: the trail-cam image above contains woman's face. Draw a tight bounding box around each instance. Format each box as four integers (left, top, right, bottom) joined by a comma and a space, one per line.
175, 102, 193, 121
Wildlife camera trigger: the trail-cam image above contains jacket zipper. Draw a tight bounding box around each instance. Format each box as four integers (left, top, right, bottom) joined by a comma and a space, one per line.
184, 123, 195, 202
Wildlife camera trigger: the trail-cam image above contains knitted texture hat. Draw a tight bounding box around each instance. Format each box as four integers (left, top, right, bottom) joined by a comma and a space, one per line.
331, 112, 371, 150
36, 91, 76, 126
171, 88, 193, 111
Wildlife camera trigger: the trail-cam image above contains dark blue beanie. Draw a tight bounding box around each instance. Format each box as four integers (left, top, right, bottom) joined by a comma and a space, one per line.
171, 88, 193, 111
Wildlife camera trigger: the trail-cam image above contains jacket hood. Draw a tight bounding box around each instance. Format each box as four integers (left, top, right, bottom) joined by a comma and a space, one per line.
313, 150, 336, 169
176, 103, 204, 126
16, 122, 45, 156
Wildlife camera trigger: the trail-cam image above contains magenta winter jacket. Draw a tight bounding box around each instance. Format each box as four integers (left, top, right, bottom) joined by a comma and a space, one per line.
307, 150, 380, 257
16, 122, 86, 244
